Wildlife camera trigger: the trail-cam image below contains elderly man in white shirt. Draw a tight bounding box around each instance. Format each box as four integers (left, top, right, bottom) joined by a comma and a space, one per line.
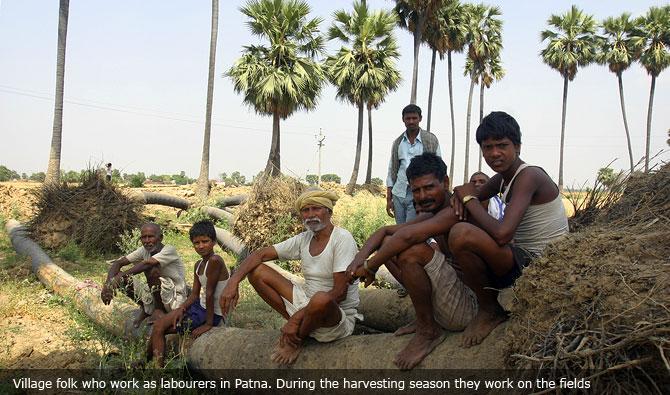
219, 189, 360, 365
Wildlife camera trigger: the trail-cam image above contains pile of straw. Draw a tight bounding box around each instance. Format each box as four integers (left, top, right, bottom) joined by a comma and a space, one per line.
233, 176, 305, 252
28, 171, 143, 254
506, 163, 670, 393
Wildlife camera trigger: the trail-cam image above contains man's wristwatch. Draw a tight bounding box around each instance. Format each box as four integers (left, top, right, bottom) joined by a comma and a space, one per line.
363, 260, 378, 276
462, 195, 479, 205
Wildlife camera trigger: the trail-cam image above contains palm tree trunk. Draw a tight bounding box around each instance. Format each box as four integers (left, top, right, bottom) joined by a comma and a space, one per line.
426, 48, 437, 132
409, 14, 425, 105
196, 0, 219, 198
617, 72, 634, 173
265, 112, 281, 177
558, 76, 569, 192
463, 75, 475, 184
346, 102, 365, 194
478, 82, 484, 172
45, 0, 70, 184
644, 75, 655, 173
447, 51, 456, 189
365, 105, 373, 184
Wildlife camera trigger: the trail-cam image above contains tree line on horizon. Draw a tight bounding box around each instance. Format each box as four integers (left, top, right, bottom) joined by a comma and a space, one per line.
42, 0, 669, 197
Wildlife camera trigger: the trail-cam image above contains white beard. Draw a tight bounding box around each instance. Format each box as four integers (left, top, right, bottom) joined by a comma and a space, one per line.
303, 218, 326, 232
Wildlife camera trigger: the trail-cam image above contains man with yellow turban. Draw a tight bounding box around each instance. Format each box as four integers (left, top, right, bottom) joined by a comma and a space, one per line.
219, 188, 361, 365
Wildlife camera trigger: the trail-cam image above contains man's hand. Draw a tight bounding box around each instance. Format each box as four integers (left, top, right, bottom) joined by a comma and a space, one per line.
171, 306, 186, 330
452, 183, 478, 221
100, 284, 114, 305
347, 258, 376, 287
352, 265, 376, 288
219, 283, 239, 315
346, 258, 365, 283
280, 318, 301, 349
191, 324, 212, 338
386, 198, 395, 218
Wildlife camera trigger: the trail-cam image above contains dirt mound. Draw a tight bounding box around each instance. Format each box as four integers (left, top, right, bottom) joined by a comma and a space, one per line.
506, 163, 670, 392
27, 172, 143, 254
233, 177, 305, 252
0, 182, 38, 220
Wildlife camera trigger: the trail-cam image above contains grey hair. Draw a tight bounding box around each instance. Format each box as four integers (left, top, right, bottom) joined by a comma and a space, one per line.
141, 223, 163, 237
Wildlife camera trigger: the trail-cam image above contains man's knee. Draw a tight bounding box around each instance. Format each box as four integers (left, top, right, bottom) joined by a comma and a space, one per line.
305, 292, 335, 315
397, 243, 433, 267
247, 264, 267, 285
448, 222, 478, 253
145, 266, 161, 283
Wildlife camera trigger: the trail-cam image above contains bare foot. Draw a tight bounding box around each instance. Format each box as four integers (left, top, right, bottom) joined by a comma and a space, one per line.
461, 309, 508, 348
393, 329, 446, 370
133, 309, 150, 328
394, 321, 416, 336
270, 339, 302, 365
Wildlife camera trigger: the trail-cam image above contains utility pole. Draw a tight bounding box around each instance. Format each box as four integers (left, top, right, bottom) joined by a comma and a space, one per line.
316, 128, 325, 186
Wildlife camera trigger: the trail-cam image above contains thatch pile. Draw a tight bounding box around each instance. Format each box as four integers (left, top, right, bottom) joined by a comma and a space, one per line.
27, 171, 143, 254
233, 176, 305, 252
506, 163, 670, 392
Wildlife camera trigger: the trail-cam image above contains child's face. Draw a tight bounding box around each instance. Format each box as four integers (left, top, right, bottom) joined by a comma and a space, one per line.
192, 235, 215, 257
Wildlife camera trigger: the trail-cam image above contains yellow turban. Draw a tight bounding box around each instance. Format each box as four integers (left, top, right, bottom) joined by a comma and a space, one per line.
295, 189, 339, 211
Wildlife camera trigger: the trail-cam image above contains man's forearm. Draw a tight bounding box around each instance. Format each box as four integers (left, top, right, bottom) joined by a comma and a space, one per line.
106, 261, 124, 282
229, 252, 264, 285
367, 230, 416, 271
121, 261, 155, 277
355, 226, 394, 261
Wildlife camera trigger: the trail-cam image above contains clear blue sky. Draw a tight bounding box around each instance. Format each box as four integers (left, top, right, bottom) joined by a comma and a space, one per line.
0, 0, 668, 186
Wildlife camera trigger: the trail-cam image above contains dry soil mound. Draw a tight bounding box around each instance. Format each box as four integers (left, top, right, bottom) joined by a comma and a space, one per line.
506, 163, 670, 393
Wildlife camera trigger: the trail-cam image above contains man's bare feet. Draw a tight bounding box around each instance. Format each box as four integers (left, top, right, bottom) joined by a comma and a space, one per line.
133, 310, 150, 328
270, 339, 302, 365
393, 328, 446, 370
461, 309, 507, 348
394, 321, 416, 336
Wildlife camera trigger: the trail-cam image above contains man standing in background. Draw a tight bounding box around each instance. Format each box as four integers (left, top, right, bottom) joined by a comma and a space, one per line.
386, 104, 442, 224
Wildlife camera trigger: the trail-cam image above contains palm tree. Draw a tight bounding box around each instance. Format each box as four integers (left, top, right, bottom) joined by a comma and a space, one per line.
541, 5, 599, 191
434, 0, 467, 187
477, 53, 505, 172
45, 0, 70, 184
227, 0, 325, 177
636, 6, 670, 173
394, 0, 443, 104
326, 1, 400, 194
196, 0, 219, 198
597, 13, 643, 173
463, 3, 502, 183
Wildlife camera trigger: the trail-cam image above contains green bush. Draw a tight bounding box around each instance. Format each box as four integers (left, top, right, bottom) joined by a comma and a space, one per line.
333, 191, 393, 247
321, 173, 341, 183
0, 165, 20, 181
129, 173, 146, 188
57, 241, 83, 262
29, 172, 46, 182
116, 228, 142, 254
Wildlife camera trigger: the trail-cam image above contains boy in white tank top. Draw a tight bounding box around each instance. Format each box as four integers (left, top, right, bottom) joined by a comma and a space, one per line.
139, 220, 229, 367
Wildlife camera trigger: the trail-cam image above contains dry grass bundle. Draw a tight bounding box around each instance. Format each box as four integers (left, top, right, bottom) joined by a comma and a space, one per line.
233, 176, 305, 252
506, 163, 670, 393
27, 170, 143, 254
